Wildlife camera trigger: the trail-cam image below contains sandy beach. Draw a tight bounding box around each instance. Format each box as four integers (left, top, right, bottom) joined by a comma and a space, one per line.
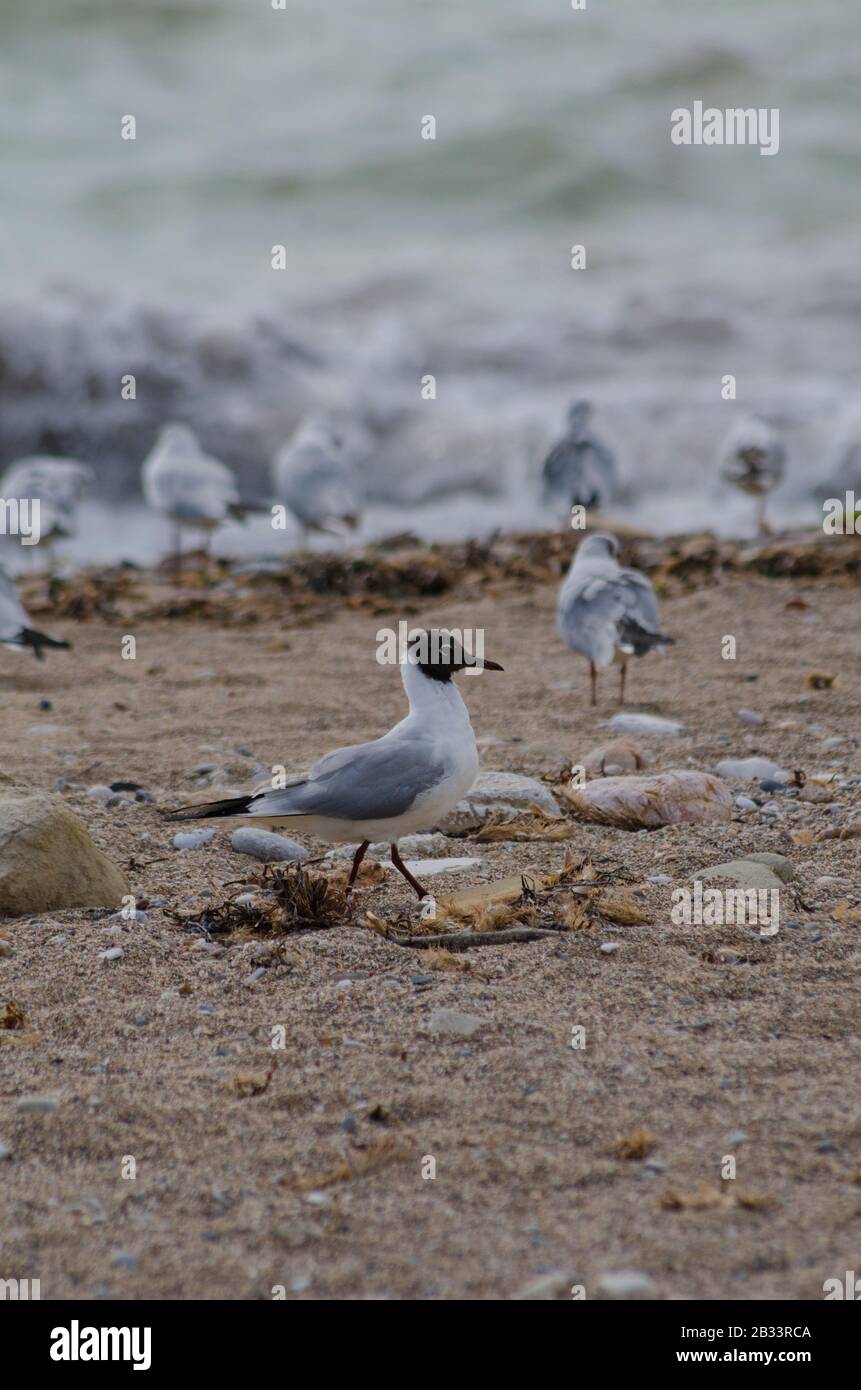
0, 530, 859, 1300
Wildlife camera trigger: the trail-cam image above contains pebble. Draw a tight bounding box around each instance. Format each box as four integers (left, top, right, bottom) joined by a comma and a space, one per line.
99, 947, 123, 962
600, 942, 622, 955
412, 974, 434, 986
16, 1094, 60, 1114
727, 1131, 749, 1146
87, 784, 115, 802
110, 1251, 139, 1272
737, 709, 765, 726
735, 796, 758, 811
759, 778, 787, 793
340, 1116, 358, 1135
0, 940, 12, 958
38, 698, 53, 711
242, 968, 267, 986
606, 712, 682, 738
646, 874, 673, 884
595, 1270, 657, 1300
715, 758, 790, 783
172, 829, 216, 850
230, 827, 305, 862
511, 1271, 572, 1301
427, 1008, 487, 1038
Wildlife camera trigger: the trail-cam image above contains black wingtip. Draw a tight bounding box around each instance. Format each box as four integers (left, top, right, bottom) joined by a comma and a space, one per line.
166, 794, 256, 822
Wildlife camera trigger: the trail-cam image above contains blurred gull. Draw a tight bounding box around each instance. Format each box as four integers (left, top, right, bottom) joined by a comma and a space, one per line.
169, 629, 503, 898
828, 404, 861, 490
558, 532, 673, 706
719, 416, 785, 535
0, 455, 94, 565
541, 400, 618, 519
0, 568, 70, 660
273, 417, 365, 538
142, 423, 267, 568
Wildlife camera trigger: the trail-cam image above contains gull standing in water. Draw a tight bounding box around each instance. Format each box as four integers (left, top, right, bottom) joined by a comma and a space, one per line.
558, 532, 673, 706
0, 568, 70, 660
0, 455, 94, 568
541, 400, 618, 519
169, 630, 503, 898
142, 423, 265, 571
719, 416, 785, 535
273, 417, 365, 539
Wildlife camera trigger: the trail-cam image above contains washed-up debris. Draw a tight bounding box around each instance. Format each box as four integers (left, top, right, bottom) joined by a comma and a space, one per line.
167, 862, 351, 939
562, 770, 732, 829
831, 901, 861, 924
470, 814, 576, 843
230, 1066, 275, 1097
660, 1184, 772, 1213
610, 1129, 657, 1160
289, 1133, 413, 1191
804, 671, 838, 690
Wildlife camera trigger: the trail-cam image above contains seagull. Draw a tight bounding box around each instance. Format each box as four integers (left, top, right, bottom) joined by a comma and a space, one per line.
541, 401, 618, 519
168, 629, 503, 898
0, 455, 94, 564
719, 416, 785, 535
142, 423, 265, 569
829, 404, 861, 490
0, 568, 70, 660
558, 532, 673, 706
272, 417, 365, 538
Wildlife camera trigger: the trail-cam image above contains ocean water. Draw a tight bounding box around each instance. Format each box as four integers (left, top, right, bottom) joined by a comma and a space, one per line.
1, 0, 860, 558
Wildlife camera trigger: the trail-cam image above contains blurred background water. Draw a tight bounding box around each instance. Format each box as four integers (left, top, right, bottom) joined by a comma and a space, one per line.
1, 0, 859, 561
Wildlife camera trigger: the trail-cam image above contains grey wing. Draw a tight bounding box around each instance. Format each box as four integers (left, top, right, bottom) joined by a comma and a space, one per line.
559, 570, 658, 664
248, 736, 445, 822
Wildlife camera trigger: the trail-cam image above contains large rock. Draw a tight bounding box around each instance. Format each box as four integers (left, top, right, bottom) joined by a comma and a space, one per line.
0, 796, 129, 918
695, 852, 794, 891
436, 772, 561, 833
564, 770, 733, 829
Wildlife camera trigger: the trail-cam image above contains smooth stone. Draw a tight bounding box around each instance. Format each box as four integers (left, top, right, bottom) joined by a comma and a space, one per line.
600, 942, 622, 955
426, 1009, 488, 1038
110, 1251, 139, 1271
172, 829, 216, 850
735, 796, 758, 811
230, 827, 305, 863
737, 709, 765, 726
437, 772, 561, 832
695, 853, 794, 891
99, 947, 123, 962
714, 758, 790, 783
595, 1271, 657, 1300
0, 795, 128, 918
605, 713, 683, 738
16, 1094, 60, 1114
87, 785, 115, 802
242, 968, 267, 986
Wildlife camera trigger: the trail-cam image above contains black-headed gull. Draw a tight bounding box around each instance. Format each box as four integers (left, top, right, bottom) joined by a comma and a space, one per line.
169, 629, 503, 898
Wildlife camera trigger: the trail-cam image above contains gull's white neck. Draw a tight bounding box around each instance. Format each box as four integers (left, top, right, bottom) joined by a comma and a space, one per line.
400, 658, 472, 727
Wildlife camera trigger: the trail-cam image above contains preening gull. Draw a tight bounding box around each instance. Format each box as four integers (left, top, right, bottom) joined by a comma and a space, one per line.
558, 532, 673, 706
719, 416, 785, 534
0, 568, 70, 660
541, 401, 618, 518
169, 629, 503, 898
142, 423, 266, 565
273, 417, 365, 537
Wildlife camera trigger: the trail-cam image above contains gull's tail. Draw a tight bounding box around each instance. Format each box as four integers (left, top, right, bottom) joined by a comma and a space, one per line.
12, 627, 72, 661
166, 794, 258, 822
617, 617, 675, 657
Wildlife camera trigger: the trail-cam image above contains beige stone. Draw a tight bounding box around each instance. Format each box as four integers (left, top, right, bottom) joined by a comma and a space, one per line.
0, 796, 128, 918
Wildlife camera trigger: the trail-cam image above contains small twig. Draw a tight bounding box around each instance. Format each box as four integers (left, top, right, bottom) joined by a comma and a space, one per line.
384, 927, 563, 951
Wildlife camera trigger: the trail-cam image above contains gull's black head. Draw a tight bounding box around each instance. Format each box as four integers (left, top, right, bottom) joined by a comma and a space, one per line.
406, 628, 503, 681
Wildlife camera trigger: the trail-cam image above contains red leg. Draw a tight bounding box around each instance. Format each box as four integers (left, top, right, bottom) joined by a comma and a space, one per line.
590, 661, 597, 707
347, 839, 371, 890
619, 662, 627, 705
390, 842, 428, 899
